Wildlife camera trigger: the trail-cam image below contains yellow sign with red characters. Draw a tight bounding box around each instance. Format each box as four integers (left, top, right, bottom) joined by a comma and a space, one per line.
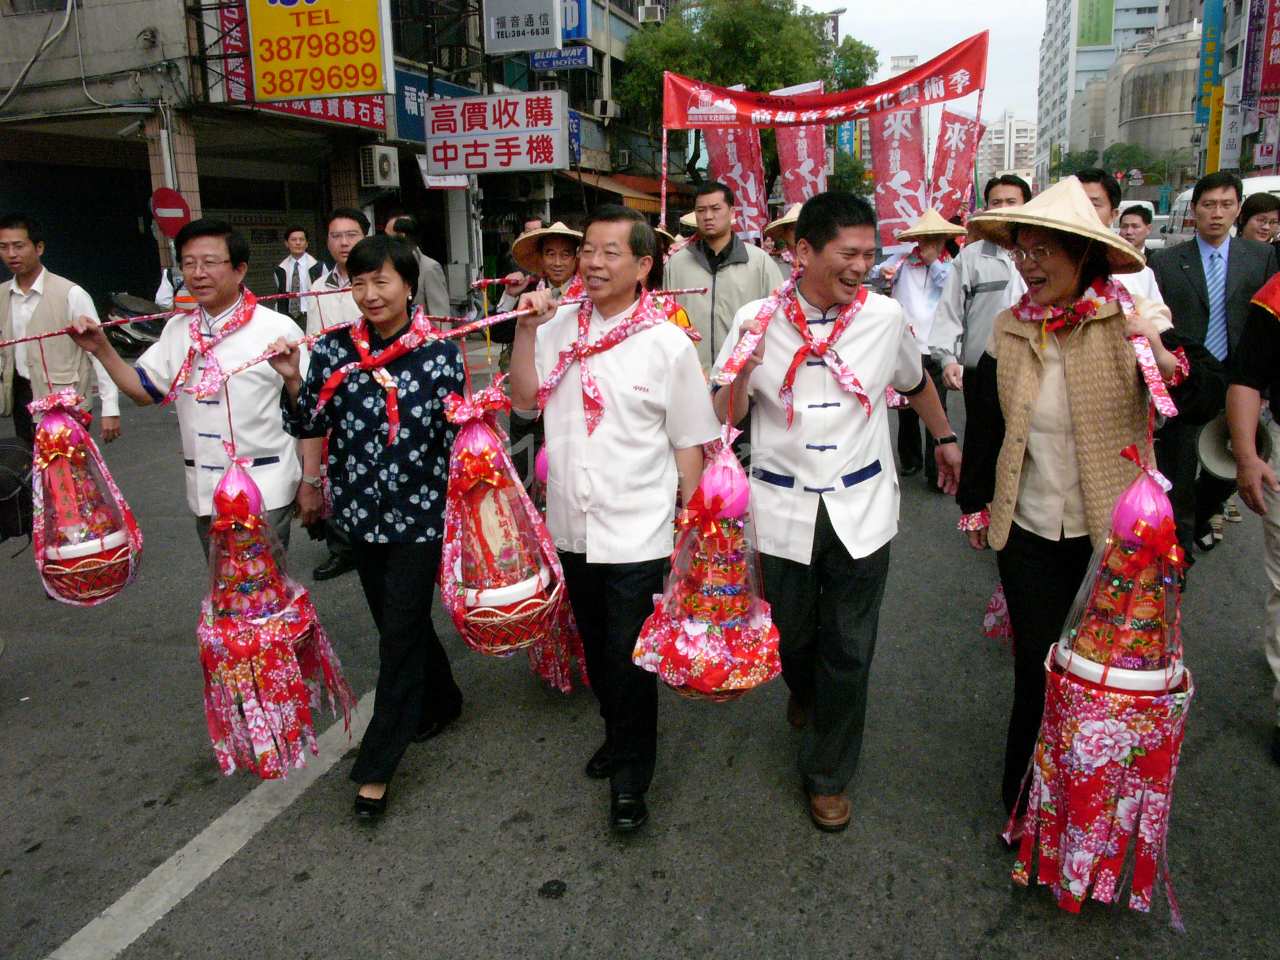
245, 0, 394, 102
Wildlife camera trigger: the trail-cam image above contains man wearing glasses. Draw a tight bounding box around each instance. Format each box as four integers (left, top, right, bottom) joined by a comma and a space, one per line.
67, 218, 319, 555
306, 207, 368, 336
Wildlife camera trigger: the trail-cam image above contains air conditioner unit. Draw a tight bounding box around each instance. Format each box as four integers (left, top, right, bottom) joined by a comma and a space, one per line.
614, 149, 631, 168
538, 79, 559, 91
359, 145, 400, 188
637, 4, 666, 23
592, 99, 619, 119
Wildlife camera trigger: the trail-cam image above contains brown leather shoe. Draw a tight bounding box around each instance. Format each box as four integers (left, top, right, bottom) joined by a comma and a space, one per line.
808, 792, 850, 832
786, 696, 810, 730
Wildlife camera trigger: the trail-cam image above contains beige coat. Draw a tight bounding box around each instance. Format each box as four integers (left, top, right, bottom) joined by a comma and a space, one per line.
0, 271, 93, 416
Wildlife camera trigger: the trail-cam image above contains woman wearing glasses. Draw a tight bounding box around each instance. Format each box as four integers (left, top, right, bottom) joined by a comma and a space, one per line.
954, 177, 1224, 827
1236, 192, 1280, 244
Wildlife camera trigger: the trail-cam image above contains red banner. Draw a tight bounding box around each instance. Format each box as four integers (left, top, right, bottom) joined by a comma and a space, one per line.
774, 81, 828, 204
1260, 1, 1280, 114
929, 109, 985, 221
219, 3, 386, 131
704, 124, 770, 242
870, 108, 927, 250
662, 32, 987, 129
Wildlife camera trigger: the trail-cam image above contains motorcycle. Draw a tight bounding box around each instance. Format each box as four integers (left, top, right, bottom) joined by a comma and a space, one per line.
104, 293, 169, 358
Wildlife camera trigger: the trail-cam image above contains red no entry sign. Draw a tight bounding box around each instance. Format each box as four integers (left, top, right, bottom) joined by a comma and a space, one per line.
151, 188, 191, 239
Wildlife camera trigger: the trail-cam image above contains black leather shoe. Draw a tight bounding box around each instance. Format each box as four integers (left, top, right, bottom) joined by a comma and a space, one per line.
610, 793, 648, 832
313, 554, 356, 581
414, 705, 462, 743
1271, 727, 1280, 766
584, 742, 612, 779
353, 791, 387, 821
900, 463, 922, 477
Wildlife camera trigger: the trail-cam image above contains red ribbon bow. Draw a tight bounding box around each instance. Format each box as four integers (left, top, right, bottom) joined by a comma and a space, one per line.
210, 490, 262, 532
444, 375, 512, 426
456, 447, 510, 493
677, 487, 728, 541
33, 425, 85, 471
28, 387, 92, 426
1122, 515, 1185, 575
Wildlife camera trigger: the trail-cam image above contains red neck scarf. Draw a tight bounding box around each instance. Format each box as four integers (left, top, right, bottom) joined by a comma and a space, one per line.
162, 290, 257, 405
536, 287, 667, 435
779, 288, 872, 428
315, 307, 437, 445
905, 246, 952, 268
1010, 276, 1117, 335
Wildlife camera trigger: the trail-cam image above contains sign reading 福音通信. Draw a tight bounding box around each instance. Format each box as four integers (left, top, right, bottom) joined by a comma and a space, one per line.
530, 46, 592, 71
484, 0, 562, 56
244, 0, 394, 103
425, 91, 569, 175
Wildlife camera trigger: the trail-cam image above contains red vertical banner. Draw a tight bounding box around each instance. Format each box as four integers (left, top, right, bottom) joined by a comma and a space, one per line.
1260, 1, 1280, 115
773, 81, 828, 205
705, 125, 770, 242
870, 108, 928, 249
929, 109, 985, 221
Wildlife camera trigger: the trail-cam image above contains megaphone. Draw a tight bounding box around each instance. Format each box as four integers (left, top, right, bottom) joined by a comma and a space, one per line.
1198, 410, 1274, 481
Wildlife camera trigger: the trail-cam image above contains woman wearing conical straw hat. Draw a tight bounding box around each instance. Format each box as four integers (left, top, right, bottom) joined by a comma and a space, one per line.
954, 177, 1225, 827
871, 209, 966, 484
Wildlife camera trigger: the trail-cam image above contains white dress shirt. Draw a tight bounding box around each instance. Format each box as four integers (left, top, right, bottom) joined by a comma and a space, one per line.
533, 298, 721, 563
1115, 265, 1164, 304
135, 296, 307, 516
9, 269, 120, 416
306, 266, 361, 336
712, 288, 926, 564
880, 253, 952, 353
280, 252, 317, 294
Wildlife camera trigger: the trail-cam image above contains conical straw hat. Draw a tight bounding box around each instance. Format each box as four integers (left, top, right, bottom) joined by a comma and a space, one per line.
896, 208, 967, 242
764, 203, 803, 241
679, 211, 698, 229
512, 221, 582, 274
966, 177, 1145, 274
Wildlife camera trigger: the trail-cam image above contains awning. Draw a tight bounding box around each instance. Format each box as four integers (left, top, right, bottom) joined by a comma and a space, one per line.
556, 170, 661, 214
611, 173, 695, 197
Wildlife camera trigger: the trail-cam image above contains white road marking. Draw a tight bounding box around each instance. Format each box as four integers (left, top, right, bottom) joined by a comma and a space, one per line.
47, 693, 372, 960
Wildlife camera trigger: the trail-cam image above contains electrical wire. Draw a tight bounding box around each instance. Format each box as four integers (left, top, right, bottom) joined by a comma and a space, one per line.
0, 0, 77, 114
74, 1, 112, 107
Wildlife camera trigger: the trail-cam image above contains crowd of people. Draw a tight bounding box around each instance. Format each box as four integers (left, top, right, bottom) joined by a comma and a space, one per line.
1, 164, 1277, 838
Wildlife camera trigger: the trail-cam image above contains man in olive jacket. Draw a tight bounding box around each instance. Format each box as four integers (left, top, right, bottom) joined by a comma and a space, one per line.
664, 181, 783, 370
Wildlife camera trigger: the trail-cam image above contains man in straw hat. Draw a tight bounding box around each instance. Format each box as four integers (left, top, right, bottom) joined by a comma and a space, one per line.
955, 176, 1222, 820
665, 181, 783, 370
764, 203, 801, 274
928, 174, 1031, 417
712, 192, 962, 833
872, 209, 966, 485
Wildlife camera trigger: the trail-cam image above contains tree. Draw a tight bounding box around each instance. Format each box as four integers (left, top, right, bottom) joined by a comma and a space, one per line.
1102, 142, 1153, 174
1054, 150, 1102, 179
828, 149, 872, 197
615, 0, 879, 188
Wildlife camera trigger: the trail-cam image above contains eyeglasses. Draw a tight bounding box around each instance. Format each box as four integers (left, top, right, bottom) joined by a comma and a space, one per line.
180, 257, 232, 272
1009, 246, 1055, 266
328, 230, 363, 241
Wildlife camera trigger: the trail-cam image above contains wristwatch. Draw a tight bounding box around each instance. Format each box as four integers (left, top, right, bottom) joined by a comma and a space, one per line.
300, 475, 323, 489
935, 435, 958, 446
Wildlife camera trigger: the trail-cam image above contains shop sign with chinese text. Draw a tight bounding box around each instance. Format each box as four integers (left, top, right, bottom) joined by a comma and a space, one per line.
484, 0, 562, 55
244, 0, 394, 102
424, 91, 570, 174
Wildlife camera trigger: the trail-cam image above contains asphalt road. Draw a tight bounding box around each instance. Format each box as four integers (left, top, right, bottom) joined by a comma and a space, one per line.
2, 369, 1278, 960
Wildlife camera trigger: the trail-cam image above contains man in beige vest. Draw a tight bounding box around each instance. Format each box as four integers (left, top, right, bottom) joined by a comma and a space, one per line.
0, 213, 120, 444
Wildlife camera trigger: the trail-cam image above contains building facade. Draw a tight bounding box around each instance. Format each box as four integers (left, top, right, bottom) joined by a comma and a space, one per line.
975, 108, 1038, 187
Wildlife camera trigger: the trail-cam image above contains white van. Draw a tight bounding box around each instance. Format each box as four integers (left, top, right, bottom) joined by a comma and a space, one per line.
1159, 174, 1280, 247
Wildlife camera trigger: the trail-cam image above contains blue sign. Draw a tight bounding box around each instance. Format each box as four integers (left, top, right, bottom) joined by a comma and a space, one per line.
836, 122, 857, 156
1196, 0, 1224, 124
395, 68, 476, 143
568, 109, 582, 163
562, 0, 590, 41
530, 46, 592, 71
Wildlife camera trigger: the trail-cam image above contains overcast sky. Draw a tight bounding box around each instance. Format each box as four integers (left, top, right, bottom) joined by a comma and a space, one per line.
809, 0, 1045, 123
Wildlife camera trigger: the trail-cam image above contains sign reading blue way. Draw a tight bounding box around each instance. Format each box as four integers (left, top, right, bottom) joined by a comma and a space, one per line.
530, 46, 592, 71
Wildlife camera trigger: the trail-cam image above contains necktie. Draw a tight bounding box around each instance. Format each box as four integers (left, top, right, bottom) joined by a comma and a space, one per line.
289, 261, 301, 319
1205, 250, 1229, 361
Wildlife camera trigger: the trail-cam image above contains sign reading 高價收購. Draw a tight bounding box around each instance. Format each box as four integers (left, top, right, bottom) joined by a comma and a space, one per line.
244, 0, 394, 102
425, 91, 570, 175
483, 0, 562, 56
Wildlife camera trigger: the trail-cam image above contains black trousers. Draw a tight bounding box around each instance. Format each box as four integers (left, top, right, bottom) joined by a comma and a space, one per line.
559, 551, 664, 798
758, 502, 892, 796
348, 540, 461, 785
896, 356, 946, 481
1155, 419, 1235, 556
12, 374, 34, 445
995, 523, 1094, 814
508, 410, 544, 492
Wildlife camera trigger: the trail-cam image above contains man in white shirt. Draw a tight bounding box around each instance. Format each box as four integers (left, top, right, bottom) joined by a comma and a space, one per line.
511, 205, 721, 833
69, 218, 318, 554
273, 225, 323, 328
712, 192, 962, 833
306, 208, 366, 337
0, 212, 120, 444
1076, 169, 1164, 303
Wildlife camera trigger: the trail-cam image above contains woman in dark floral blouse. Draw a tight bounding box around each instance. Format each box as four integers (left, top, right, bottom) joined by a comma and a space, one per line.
272, 234, 464, 821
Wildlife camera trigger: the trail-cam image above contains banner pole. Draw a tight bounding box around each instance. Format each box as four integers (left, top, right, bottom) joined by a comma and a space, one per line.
966, 86, 986, 222
661, 126, 669, 228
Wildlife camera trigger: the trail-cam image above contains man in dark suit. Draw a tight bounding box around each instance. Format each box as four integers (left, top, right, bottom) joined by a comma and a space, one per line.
273, 225, 324, 327
1150, 171, 1279, 558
